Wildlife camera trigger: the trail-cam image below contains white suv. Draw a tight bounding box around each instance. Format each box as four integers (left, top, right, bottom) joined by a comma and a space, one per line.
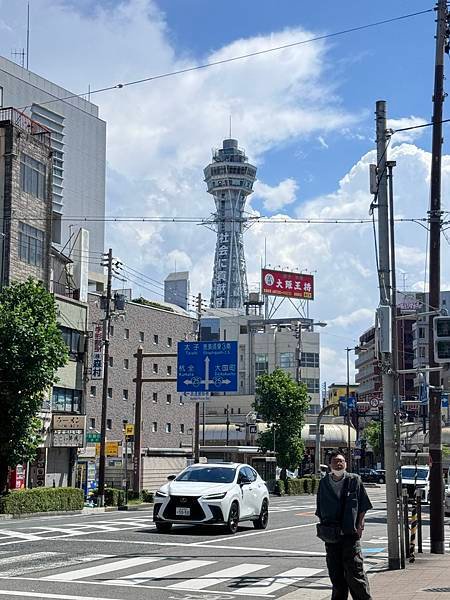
153, 463, 269, 534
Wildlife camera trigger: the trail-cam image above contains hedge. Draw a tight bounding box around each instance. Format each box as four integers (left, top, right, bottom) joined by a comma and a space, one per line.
275, 477, 319, 496
141, 489, 154, 503
0, 487, 84, 515
104, 487, 125, 507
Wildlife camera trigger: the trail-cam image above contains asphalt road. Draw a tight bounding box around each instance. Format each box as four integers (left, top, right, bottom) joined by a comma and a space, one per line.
0, 487, 431, 600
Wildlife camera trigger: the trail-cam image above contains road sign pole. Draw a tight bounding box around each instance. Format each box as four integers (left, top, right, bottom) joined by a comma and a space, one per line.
133, 346, 143, 495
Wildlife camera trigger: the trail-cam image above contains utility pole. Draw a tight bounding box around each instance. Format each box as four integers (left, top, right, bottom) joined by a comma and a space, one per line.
194, 293, 202, 462
376, 101, 400, 569
428, 0, 447, 555
133, 346, 143, 496
97, 248, 113, 507
346, 348, 352, 473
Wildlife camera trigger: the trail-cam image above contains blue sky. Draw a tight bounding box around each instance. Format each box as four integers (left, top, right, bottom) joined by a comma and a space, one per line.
0, 0, 446, 385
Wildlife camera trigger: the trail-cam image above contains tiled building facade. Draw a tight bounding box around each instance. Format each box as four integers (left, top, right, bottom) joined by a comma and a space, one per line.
87, 295, 197, 451
0, 108, 53, 287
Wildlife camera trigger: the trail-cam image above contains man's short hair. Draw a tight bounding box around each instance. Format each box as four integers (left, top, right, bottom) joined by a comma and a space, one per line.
328, 451, 346, 464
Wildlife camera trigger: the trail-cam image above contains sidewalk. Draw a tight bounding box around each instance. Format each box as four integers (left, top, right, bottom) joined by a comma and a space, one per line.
370, 553, 450, 599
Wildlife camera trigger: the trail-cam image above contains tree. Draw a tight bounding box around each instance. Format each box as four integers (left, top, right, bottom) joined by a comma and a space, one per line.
0, 279, 68, 493
254, 369, 310, 478
362, 420, 382, 461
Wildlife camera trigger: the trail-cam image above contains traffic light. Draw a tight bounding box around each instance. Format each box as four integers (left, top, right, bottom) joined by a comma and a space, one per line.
433, 316, 450, 363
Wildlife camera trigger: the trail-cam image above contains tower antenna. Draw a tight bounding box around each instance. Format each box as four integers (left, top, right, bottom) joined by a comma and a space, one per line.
26, 1, 30, 70
229, 115, 232, 138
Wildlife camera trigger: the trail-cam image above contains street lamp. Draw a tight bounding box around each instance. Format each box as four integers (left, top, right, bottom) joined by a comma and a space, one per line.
346, 345, 368, 471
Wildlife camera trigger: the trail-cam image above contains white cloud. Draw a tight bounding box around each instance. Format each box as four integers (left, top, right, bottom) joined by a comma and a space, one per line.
328, 309, 374, 329
388, 116, 428, 143
253, 178, 298, 212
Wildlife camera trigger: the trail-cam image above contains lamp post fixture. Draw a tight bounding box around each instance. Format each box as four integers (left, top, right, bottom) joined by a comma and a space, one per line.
346, 345, 368, 471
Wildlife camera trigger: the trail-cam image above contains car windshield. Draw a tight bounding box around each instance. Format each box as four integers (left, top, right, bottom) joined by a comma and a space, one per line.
175, 467, 236, 483
401, 467, 428, 480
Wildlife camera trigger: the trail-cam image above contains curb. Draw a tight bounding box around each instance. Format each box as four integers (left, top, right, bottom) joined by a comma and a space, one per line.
0, 507, 106, 521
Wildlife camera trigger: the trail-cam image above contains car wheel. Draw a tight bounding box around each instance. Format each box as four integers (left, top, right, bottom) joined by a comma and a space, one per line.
155, 522, 172, 533
226, 501, 239, 534
254, 498, 269, 529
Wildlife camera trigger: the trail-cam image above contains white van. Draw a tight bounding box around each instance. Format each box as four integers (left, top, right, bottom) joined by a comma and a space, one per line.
400, 465, 430, 503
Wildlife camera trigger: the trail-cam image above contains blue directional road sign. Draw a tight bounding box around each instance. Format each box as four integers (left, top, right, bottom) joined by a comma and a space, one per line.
177, 341, 238, 393
442, 393, 449, 409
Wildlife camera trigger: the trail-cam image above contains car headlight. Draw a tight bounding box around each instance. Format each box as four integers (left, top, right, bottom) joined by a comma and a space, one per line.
155, 491, 168, 498
202, 492, 227, 500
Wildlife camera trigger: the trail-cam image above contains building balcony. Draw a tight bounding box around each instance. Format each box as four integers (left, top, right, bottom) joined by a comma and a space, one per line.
0, 106, 51, 147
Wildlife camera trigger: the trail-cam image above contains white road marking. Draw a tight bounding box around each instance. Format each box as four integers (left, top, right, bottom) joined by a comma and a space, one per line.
168, 563, 268, 591
0, 552, 58, 566
44, 556, 160, 581
62, 537, 328, 555
0, 554, 109, 578
108, 559, 214, 586
0, 592, 127, 600
237, 567, 323, 596
196, 521, 318, 545
0, 529, 42, 541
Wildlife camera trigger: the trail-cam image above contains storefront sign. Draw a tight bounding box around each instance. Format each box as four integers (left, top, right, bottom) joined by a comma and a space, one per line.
52, 414, 86, 430
52, 429, 84, 447
261, 268, 314, 300
91, 323, 104, 379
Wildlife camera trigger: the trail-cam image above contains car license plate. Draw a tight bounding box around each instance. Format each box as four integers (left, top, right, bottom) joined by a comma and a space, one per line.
176, 507, 190, 516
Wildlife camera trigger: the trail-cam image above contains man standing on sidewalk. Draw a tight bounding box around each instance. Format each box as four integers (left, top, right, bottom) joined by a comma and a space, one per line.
316, 451, 373, 600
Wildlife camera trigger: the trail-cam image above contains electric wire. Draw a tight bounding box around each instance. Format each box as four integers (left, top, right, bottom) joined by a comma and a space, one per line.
16, 8, 433, 112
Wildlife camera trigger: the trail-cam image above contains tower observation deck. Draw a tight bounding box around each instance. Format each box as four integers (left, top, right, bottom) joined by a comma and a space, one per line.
204, 139, 257, 308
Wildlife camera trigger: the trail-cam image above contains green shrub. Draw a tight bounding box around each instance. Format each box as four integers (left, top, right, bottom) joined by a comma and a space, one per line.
286, 478, 304, 495
275, 479, 285, 496
141, 489, 154, 503
104, 487, 125, 507
303, 478, 313, 494
0, 487, 84, 515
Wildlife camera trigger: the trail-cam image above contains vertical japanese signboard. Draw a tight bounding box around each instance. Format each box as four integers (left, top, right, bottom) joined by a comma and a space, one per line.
91, 323, 103, 379
214, 231, 231, 308
261, 268, 314, 300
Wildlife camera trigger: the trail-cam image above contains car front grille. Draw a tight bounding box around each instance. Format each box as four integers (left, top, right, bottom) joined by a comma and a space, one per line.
163, 496, 205, 520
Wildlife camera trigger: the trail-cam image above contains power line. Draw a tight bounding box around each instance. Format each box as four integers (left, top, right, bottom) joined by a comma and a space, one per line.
17, 9, 432, 112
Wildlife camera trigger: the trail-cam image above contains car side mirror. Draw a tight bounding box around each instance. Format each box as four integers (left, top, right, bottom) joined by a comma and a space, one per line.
239, 476, 251, 485
167, 474, 176, 481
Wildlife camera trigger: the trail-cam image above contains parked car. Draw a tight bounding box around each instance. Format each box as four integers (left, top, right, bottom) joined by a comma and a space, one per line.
376, 469, 386, 484
153, 463, 269, 534
359, 468, 381, 483
399, 465, 430, 503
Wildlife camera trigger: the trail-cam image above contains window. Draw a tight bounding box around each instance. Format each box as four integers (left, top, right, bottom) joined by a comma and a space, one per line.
300, 352, 320, 368
20, 153, 46, 199
52, 387, 82, 413
107, 387, 112, 399
90, 418, 95, 429
109, 356, 114, 367
167, 365, 172, 375
124, 328, 129, 339
18, 222, 45, 267
109, 325, 114, 337
90, 386, 96, 397
279, 352, 295, 368
153, 363, 158, 374
60, 327, 81, 358
167, 337, 173, 347
107, 419, 112, 430
123, 358, 129, 370
139, 331, 145, 342
165, 423, 172, 433
304, 378, 320, 394
152, 422, 158, 433
122, 419, 128, 429
240, 325, 248, 334
419, 346, 426, 358
255, 353, 268, 377
166, 394, 172, 404
419, 327, 425, 339
153, 392, 158, 403
123, 389, 128, 400
153, 334, 159, 345
0, 86, 3, 108
180, 424, 185, 434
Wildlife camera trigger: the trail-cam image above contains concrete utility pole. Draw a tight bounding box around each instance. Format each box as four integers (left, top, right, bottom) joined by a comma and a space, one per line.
194, 293, 202, 462
428, 0, 447, 554
376, 101, 400, 569
97, 248, 113, 507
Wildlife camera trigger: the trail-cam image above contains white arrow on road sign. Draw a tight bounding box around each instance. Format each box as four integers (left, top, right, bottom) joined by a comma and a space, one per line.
183, 356, 233, 390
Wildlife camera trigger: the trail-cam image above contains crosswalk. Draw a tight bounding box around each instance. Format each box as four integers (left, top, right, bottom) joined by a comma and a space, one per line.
367, 533, 450, 554
1, 553, 324, 597
0, 545, 389, 598
0, 516, 152, 545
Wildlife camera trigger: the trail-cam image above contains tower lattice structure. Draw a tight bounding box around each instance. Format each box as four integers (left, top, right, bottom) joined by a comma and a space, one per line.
204, 139, 257, 308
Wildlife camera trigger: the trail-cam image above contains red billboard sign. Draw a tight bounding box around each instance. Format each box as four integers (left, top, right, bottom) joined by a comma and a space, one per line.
261, 269, 314, 300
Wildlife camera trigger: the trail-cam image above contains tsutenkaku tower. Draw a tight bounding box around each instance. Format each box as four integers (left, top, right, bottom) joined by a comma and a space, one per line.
204, 139, 257, 308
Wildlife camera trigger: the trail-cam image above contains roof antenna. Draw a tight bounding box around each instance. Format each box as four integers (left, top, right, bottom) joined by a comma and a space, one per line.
26, 1, 30, 70
229, 114, 232, 138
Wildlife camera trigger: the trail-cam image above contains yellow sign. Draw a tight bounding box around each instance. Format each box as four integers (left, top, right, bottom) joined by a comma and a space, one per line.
95, 441, 120, 457
125, 424, 135, 436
